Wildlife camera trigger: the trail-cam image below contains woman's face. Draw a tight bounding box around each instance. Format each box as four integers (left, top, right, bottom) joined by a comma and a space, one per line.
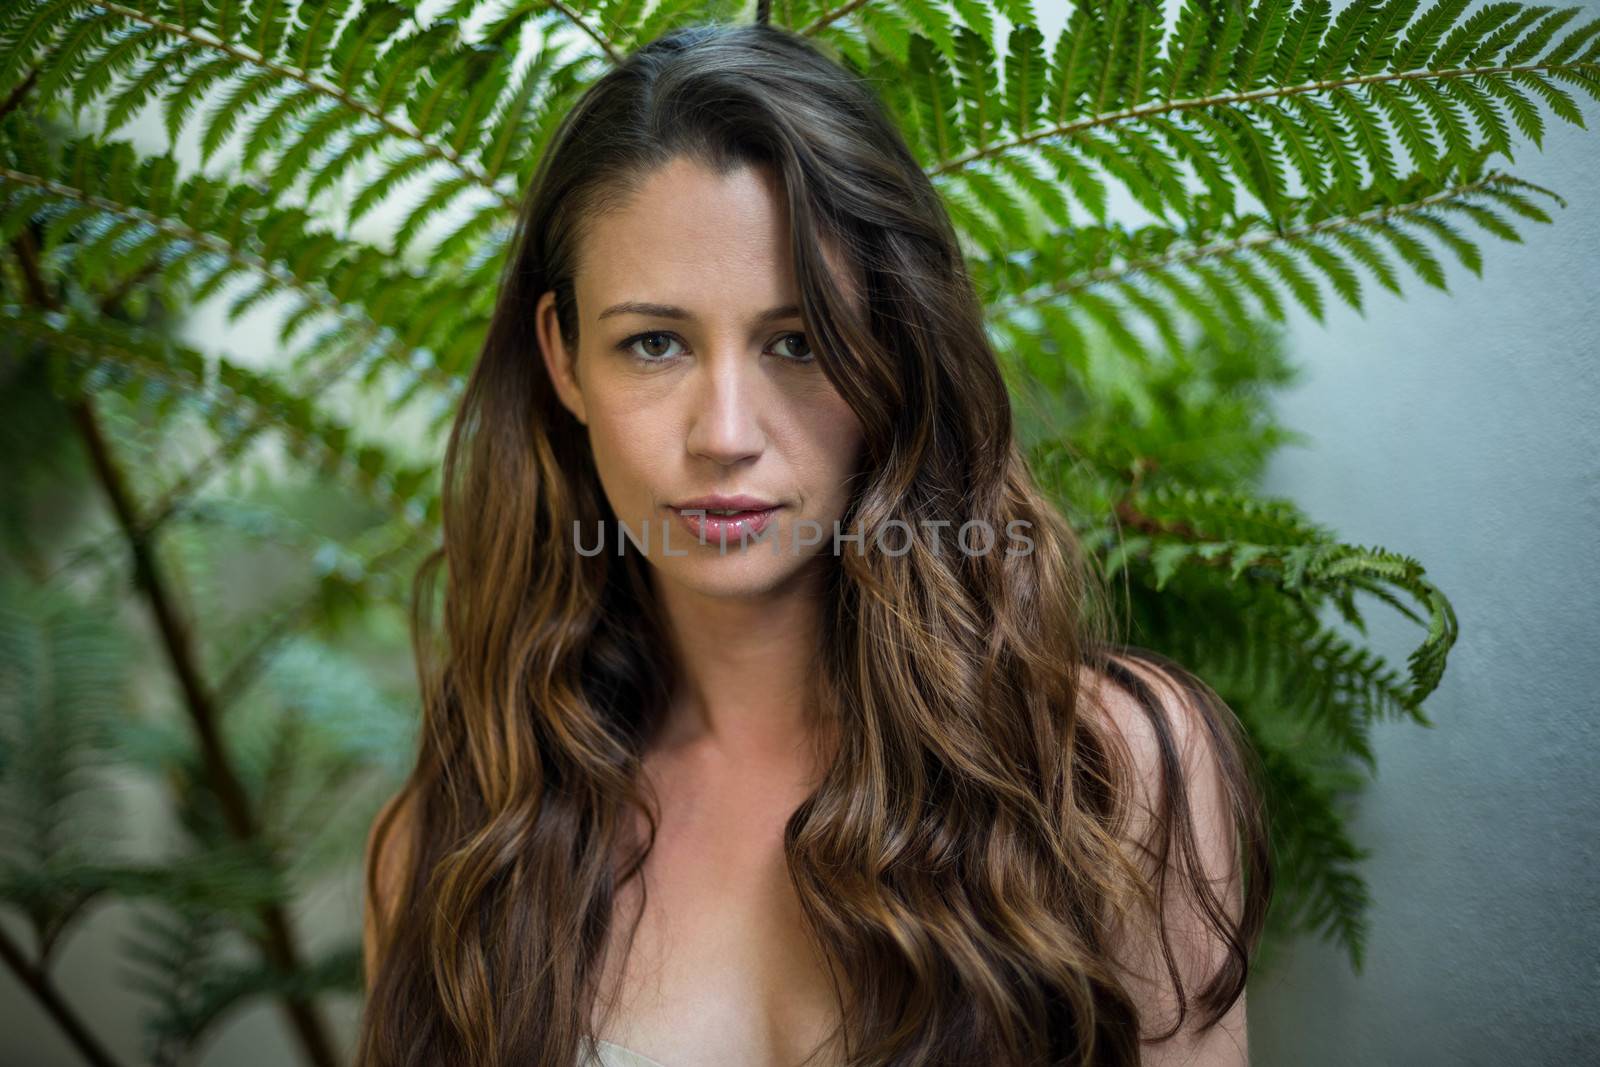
535, 156, 866, 600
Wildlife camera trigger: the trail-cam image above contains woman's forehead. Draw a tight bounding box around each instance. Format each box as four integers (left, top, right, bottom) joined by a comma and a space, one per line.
574, 171, 863, 325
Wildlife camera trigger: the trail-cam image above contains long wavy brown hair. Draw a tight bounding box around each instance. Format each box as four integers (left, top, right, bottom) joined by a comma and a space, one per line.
356, 20, 1271, 1067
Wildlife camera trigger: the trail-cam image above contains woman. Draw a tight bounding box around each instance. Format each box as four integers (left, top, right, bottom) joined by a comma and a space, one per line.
357, 20, 1271, 1067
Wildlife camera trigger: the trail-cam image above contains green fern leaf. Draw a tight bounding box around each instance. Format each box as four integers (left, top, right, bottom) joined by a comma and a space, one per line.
1233, 0, 1293, 90
1468, 7, 1550, 66
1299, 238, 1365, 308
1004, 23, 1049, 137
164, 56, 238, 151
1479, 69, 1546, 145
1512, 68, 1586, 126
1051, 5, 1099, 123
856, 2, 915, 68
330, 1, 415, 92
1257, 244, 1327, 320
1505, 8, 1579, 64
895, 0, 957, 58
1352, 0, 1421, 74
1037, 141, 1109, 219
1367, 81, 1440, 175
1406, 212, 1483, 274
1432, 2, 1521, 67
947, 0, 999, 52
1316, 0, 1383, 80
1393, 0, 1473, 70
1290, 94, 1364, 198
1331, 87, 1399, 193
1442, 77, 1514, 158
908, 32, 962, 164
1544, 16, 1600, 62
994, 152, 1071, 228
1372, 218, 1447, 287
1273, 0, 1334, 85
1327, 226, 1404, 293
1405, 78, 1474, 172
954, 25, 1000, 148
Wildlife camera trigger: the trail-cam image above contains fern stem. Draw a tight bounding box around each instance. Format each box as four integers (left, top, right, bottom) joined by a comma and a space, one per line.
0, 167, 364, 312
8, 228, 344, 1067
0, 925, 128, 1067
87, 2, 520, 211
1035, 172, 1513, 299
800, 0, 874, 37
137, 325, 388, 532
0, 164, 439, 557
548, 0, 625, 63
932, 61, 1597, 176
67, 397, 343, 1067
7, 317, 423, 531
0, 67, 39, 123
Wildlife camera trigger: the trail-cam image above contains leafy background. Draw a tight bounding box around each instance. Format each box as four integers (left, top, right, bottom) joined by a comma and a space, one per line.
1, 0, 1597, 1063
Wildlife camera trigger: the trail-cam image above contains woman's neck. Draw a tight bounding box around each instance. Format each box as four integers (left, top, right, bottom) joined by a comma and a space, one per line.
648, 562, 833, 774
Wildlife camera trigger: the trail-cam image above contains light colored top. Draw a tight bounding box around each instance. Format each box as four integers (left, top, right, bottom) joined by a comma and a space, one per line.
583, 1037, 672, 1067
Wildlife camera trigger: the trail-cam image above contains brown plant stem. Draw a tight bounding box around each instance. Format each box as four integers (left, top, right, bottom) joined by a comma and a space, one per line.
9, 225, 342, 1067
0, 923, 129, 1067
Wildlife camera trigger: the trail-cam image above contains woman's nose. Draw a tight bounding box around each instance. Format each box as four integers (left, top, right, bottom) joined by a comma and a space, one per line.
684, 350, 767, 467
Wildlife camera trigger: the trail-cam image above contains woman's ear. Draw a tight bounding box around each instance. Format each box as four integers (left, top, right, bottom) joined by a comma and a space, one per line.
535, 289, 587, 426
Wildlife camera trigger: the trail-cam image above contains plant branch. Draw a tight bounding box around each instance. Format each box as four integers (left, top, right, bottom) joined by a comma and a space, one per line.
930, 61, 1597, 176
801, 0, 874, 37
1014, 172, 1516, 305
0, 923, 129, 1067
548, 0, 625, 63
0, 166, 437, 350
0, 67, 39, 123
8, 228, 342, 1067
88, 1, 520, 211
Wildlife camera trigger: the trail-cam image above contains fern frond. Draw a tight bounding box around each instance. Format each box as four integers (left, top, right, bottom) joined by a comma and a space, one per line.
905, 31, 964, 166
904, 0, 1597, 264
0, 578, 128, 880
0, 130, 471, 374
0, 0, 615, 272
1092, 482, 1458, 711
6, 307, 438, 530
982, 168, 1559, 353
954, 24, 1000, 149
1003, 23, 1049, 139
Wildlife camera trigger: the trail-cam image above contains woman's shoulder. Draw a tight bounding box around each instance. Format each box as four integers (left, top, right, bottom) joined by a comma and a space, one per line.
1076, 646, 1228, 774
1074, 644, 1256, 875
1075, 645, 1260, 1061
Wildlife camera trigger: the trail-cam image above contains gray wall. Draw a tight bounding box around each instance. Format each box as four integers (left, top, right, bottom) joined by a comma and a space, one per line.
1243, 19, 1600, 1067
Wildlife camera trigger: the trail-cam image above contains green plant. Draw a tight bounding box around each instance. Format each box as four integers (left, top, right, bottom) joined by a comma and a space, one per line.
1, 0, 1595, 1062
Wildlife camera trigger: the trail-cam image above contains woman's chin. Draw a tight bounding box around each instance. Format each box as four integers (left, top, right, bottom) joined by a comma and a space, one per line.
649, 551, 826, 601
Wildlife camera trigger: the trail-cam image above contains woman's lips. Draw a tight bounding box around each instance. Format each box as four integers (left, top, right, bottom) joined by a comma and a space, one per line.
672, 505, 781, 544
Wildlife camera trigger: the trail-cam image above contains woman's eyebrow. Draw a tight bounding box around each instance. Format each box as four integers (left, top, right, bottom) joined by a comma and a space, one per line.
596, 300, 802, 326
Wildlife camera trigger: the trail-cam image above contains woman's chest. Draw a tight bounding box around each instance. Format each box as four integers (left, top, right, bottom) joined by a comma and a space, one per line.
590, 772, 843, 1066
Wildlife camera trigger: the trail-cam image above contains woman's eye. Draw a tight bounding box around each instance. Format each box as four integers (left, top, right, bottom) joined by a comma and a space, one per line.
615, 331, 814, 363
618, 331, 682, 361
775, 332, 814, 362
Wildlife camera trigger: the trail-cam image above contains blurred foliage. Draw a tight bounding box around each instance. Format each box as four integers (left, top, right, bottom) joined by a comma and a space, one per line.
1, 0, 1596, 1062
